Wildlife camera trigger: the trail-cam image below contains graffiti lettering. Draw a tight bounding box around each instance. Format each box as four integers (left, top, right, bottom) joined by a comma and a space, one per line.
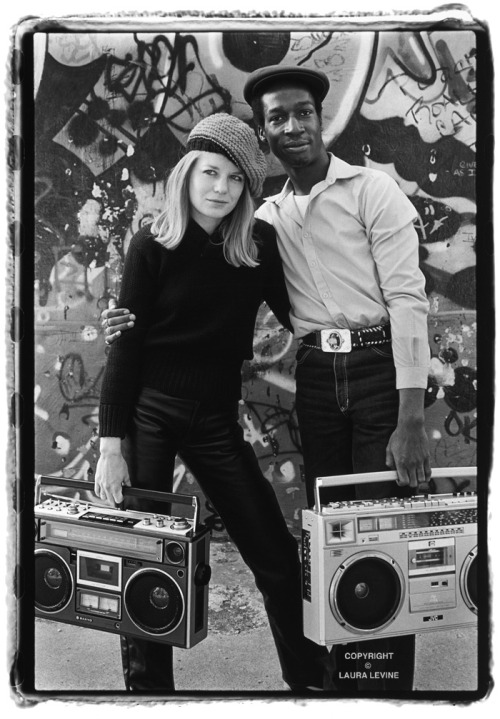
242, 401, 301, 459
444, 410, 477, 444
104, 33, 230, 129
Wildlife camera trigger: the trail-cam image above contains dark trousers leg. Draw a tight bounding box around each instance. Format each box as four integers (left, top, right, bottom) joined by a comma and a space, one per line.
118, 390, 185, 692
120, 637, 174, 692
295, 346, 415, 691
179, 402, 328, 689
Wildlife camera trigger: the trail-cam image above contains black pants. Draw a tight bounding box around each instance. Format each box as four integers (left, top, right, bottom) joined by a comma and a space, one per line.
119, 386, 327, 692
296, 345, 416, 691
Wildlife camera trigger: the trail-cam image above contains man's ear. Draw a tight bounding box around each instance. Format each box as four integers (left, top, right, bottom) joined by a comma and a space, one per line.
257, 126, 267, 143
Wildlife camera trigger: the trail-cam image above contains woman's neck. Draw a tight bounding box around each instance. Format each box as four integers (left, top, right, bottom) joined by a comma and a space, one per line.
190, 210, 222, 235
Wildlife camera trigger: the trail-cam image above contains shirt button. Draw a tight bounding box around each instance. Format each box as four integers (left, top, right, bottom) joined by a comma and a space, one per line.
322, 292, 330, 299
310, 261, 316, 267
303, 233, 309, 239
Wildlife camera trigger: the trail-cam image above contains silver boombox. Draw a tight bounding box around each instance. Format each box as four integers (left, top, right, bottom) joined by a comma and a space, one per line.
302, 467, 477, 646
35, 476, 211, 648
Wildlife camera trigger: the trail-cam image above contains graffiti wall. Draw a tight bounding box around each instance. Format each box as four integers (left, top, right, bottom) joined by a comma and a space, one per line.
33, 27, 477, 534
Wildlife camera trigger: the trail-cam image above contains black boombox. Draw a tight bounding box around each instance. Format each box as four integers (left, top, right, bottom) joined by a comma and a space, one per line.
302, 467, 478, 646
35, 476, 211, 648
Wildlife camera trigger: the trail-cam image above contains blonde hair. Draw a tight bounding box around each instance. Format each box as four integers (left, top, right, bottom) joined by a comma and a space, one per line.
151, 150, 259, 268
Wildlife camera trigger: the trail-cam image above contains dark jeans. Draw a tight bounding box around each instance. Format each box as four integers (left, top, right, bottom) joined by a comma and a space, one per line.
119, 386, 328, 692
295, 344, 415, 691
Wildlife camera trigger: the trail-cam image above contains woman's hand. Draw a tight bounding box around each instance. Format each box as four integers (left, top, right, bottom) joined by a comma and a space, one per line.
95, 437, 131, 505
101, 298, 136, 345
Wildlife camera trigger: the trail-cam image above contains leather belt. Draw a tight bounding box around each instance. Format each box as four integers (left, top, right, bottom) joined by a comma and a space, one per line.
300, 324, 391, 353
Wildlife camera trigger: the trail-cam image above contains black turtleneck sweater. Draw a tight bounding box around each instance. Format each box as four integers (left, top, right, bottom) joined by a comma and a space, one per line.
99, 219, 292, 438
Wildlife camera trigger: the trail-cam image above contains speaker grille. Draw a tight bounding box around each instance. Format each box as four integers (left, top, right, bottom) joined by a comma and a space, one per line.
124, 569, 184, 635
35, 550, 73, 613
165, 541, 185, 566
331, 553, 403, 632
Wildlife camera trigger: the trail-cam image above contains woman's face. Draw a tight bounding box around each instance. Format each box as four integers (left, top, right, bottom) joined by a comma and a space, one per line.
188, 151, 246, 234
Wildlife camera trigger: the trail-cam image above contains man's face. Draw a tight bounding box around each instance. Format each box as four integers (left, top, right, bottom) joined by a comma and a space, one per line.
258, 85, 324, 170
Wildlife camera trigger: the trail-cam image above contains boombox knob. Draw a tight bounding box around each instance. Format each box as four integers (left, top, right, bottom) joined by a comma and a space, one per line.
171, 518, 190, 531
194, 563, 211, 587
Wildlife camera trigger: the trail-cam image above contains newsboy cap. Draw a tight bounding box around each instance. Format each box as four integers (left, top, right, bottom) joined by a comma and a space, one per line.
243, 64, 330, 105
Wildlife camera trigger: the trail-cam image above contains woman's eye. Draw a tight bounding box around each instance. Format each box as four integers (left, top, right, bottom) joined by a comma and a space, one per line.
231, 175, 244, 182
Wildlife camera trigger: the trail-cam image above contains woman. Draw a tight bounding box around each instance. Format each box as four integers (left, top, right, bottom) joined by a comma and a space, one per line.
96, 113, 326, 693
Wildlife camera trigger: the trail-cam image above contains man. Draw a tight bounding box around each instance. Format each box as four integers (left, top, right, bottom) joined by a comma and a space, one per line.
242, 64, 431, 692
103, 64, 431, 692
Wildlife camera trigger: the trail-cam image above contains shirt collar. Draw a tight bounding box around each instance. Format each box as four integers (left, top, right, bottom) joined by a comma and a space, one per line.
263, 153, 364, 206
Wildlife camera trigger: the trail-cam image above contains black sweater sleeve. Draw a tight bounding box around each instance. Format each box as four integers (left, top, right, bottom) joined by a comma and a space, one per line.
256, 220, 293, 333
99, 227, 159, 437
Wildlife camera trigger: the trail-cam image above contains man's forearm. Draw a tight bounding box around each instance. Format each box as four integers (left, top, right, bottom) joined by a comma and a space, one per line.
397, 387, 426, 425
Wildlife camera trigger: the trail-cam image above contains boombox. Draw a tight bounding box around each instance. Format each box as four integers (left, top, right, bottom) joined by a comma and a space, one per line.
302, 467, 477, 646
35, 476, 211, 648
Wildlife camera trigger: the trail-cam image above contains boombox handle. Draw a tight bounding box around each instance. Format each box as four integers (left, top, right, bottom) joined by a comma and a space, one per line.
35, 475, 201, 530
313, 466, 478, 511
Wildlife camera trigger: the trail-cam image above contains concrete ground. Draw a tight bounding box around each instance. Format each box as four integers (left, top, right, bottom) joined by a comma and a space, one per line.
33, 539, 479, 698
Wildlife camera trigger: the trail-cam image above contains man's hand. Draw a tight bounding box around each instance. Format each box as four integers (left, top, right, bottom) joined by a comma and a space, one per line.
386, 388, 432, 488
101, 298, 135, 345
94, 437, 131, 504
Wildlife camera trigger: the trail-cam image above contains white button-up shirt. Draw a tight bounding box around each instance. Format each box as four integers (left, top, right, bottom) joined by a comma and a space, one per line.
255, 154, 430, 389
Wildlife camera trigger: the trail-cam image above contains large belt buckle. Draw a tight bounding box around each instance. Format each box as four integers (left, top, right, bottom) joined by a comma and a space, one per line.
319, 329, 352, 353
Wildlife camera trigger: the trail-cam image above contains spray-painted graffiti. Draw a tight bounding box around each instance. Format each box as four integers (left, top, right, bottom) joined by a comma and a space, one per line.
34, 28, 477, 533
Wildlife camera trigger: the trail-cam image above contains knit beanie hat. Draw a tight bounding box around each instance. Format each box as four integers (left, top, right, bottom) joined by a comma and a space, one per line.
186, 113, 267, 196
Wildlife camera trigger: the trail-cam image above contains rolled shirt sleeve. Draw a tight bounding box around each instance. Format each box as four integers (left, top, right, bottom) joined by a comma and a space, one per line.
373, 221, 430, 389
361, 174, 430, 389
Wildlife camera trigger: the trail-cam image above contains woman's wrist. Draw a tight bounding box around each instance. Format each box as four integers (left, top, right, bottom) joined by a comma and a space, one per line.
99, 436, 122, 455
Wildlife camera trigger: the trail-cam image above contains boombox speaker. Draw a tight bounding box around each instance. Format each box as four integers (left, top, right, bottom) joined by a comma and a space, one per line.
302, 467, 477, 646
35, 476, 211, 648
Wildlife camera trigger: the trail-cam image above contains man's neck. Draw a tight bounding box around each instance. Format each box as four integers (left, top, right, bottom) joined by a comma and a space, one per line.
286, 151, 330, 196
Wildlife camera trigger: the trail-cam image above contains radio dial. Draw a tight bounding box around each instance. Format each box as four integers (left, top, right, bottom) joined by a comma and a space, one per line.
194, 563, 212, 586
155, 518, 165, 528
171, 518, 190, 531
